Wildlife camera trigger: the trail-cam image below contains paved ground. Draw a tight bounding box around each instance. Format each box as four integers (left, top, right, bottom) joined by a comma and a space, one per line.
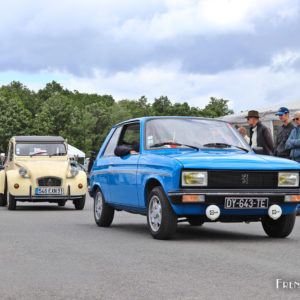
0, 195, 300, 300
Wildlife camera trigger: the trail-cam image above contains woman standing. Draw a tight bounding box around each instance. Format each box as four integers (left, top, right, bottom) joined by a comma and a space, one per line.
285, 111, 300, 163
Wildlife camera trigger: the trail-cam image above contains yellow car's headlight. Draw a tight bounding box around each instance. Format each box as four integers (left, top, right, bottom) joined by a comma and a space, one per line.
278, 172, 299, 187
182, 171, 207, 186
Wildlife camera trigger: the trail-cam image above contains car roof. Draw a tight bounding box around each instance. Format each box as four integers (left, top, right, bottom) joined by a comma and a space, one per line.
13, 136, 65, 142
113, 116, 229, 128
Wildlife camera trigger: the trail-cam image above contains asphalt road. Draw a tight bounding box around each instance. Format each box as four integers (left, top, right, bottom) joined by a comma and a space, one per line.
0, 195, 300, 300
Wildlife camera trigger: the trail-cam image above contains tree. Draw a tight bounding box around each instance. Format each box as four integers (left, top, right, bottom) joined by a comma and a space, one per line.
0, 96, 32, 152
201, 97, 233, 118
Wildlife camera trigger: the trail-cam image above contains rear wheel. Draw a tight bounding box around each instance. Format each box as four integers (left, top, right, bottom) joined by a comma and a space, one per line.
74, 195, 85, 210
8, 193, 16, 210
187, 216, 204, 226
147, 186, 177, 240
261, 213, 296, 238
58, 200, 66, 207
94, 188, 114, 227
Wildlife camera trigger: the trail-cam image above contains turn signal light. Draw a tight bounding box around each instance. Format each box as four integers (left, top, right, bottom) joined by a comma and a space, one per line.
182, 195, 204, 203
14, 183, 19, 189
284, 195, 300, 202
78, 183, 83, 189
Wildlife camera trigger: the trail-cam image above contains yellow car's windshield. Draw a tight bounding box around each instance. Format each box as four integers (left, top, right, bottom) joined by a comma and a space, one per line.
15, 143, 67, 156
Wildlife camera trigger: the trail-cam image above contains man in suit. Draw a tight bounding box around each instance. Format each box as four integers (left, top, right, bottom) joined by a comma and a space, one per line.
246, 110, 274, 155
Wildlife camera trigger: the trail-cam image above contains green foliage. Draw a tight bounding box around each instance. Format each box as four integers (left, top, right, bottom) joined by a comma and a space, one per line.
0, 81, 234, 154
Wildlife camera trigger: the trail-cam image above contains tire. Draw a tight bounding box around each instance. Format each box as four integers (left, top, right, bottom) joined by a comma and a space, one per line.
0, 193, 7, 206
94, 188, 114, 227
261, 213, 296, 238
187, 216, 204, 226
147, 186, 177, 240
74, 195, 85, 210
58, 200, 66, 207
8, 193, 16, 210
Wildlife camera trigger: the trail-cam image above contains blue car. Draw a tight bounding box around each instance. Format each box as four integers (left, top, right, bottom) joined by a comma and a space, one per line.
90, 117, 300, 239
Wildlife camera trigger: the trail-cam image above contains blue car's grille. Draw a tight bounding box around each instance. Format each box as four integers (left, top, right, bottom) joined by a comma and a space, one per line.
207, 171, 278, 188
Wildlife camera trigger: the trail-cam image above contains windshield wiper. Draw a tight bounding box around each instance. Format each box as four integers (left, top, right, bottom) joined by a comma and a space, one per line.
202, 143, 249, 153
150, 142, 199, 150
49, 152, 67, 157
30, 152, 48, 157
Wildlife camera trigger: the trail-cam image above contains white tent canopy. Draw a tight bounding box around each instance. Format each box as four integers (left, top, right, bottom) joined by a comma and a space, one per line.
68, 144, 86, 158
220, 100, 300, 136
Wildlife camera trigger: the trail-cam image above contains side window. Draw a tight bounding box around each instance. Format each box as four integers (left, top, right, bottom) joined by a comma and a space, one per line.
103, 126, 122, 157
118, 123, 140, 150
9, 142, 14, 162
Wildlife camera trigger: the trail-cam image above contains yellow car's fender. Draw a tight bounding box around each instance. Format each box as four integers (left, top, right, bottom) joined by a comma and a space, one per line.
6, 170, 22, 195
66, 170, 87, 195
0, 170, 6, 194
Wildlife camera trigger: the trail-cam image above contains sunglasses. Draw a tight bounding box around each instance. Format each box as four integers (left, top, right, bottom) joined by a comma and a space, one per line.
293, 118, 300, 121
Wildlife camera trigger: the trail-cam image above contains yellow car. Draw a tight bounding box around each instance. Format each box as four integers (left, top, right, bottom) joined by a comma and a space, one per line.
0, 136, 87, 210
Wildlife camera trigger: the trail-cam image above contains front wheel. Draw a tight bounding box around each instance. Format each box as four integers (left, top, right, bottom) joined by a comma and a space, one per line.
261, 213, 296, 238
147, 186, 177, 240
8, 193, 16, 210
94, 188, 114, 227
74, 195, 85, 210
0, 193, 7, 206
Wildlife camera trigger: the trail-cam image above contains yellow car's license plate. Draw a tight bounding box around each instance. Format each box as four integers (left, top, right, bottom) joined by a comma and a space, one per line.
36, 188, 64, 195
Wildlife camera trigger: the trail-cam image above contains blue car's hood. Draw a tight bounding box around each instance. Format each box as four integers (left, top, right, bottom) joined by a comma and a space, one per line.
161, 149, 300, 170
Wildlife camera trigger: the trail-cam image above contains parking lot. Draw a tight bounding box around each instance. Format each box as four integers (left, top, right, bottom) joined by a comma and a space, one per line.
0, 194, 300, 300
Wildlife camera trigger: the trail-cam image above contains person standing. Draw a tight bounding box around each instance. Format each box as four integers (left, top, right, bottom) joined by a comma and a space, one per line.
88, 151, 96, 173
273, 107, 295, 159
238, 126, 250, 143
285, 111, 300, 163
246, 110, 274, 155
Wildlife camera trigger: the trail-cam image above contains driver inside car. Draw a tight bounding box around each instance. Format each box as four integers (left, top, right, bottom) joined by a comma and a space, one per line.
114, 140, 139, 157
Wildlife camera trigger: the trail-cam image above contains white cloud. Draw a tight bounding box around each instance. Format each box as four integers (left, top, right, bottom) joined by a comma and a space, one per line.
14, 62, 299, 113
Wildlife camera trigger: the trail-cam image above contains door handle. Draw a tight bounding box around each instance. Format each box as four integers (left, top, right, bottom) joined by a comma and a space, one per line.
109, 162, 114, 166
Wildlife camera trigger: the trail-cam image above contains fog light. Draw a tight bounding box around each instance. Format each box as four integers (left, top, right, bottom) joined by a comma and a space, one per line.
285, 195, 300, 202
182, 195, 204, 203
14, 183, 19, 189
78, 183, 83, 189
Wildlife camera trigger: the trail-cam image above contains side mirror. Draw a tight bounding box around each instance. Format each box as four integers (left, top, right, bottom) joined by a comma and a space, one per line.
252, 147, 264, 155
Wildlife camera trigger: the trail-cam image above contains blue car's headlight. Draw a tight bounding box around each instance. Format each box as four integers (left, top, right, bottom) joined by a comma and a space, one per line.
182, 171, 207, 187
278, 172, 299, 187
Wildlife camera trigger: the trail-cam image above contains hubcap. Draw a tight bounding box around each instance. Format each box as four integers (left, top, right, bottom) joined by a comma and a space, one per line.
149, 195, 162, 232
95, 191, 103, 220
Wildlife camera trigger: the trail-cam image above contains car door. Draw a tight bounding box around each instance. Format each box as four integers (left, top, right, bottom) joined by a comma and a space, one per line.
96, 126, 122, 203
108, 122, 140, 207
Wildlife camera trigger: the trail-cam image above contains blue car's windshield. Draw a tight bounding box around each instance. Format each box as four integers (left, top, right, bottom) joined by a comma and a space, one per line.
145, 118, 250, 151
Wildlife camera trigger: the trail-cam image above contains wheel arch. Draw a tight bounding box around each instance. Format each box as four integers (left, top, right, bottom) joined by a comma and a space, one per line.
144, 178, 164, 206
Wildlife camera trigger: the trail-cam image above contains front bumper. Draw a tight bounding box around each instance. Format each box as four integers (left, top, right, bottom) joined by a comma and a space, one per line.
168, 188, 300, 217
13, 185, 85, 202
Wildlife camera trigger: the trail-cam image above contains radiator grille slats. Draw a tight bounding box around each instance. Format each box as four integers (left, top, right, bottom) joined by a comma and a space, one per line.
38, 177, 62, 187
207, 171, 278, 188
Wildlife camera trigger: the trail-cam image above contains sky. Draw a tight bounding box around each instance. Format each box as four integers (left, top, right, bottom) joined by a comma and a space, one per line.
0, 0, 300, 113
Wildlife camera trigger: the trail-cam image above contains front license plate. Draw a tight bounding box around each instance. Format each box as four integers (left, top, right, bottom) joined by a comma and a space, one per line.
36, 188, 64, 195
225, 197, 268, 209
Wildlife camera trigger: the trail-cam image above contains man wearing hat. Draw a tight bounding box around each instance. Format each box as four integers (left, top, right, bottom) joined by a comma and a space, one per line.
246, 110, 274, 155
273, 107, 294, 159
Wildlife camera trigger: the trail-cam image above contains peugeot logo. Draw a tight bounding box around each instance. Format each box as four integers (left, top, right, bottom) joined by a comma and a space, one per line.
47, 178, 53, 186
241, 173, 249, 184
